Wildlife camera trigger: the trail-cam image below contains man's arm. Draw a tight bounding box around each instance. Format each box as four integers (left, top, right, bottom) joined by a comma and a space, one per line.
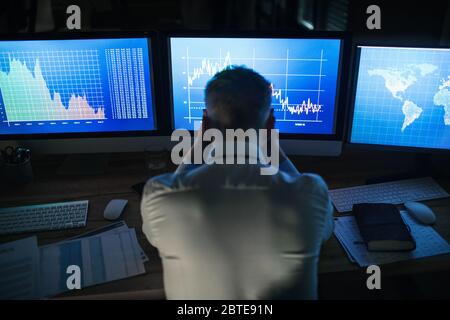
278, 148, 301, 178
175, 121, 205, 175
321, 195, 334, 242
310, 174, 334, 242
140, 176, 173, 248
140, 180, 157, 248
297, 173, 334, 243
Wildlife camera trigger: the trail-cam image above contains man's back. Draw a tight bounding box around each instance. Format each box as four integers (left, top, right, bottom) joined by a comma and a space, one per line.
141, 162, 333, 299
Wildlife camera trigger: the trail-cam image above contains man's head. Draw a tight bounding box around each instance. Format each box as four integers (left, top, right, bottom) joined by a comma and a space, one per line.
204, 66, 274, 131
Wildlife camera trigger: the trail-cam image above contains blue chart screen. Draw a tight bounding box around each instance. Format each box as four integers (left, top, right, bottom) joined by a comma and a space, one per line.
351, 46, 450, 150
170, 37, 342, 134
0, 38, 155, 135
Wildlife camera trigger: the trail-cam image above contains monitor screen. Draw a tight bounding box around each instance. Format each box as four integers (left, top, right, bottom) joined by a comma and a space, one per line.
350, 46, 450, 151
0, 37, 156, 136
169, 37, 342, 134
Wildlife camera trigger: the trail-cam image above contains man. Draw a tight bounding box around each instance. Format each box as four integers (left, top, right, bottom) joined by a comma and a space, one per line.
141, 66, 333, 299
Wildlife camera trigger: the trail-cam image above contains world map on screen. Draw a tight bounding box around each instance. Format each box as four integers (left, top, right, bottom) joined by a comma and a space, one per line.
368, 64, 449, 131
351, 47, 450, 151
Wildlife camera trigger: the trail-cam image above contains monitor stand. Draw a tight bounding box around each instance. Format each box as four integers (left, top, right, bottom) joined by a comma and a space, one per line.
57, 154, 109, 175
365, 153, 433, 185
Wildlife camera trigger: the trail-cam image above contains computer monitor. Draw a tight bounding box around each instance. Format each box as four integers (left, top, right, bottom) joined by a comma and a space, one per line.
349, 45, 450, 152
0, 34, 167, 153
167, 33, 349, 156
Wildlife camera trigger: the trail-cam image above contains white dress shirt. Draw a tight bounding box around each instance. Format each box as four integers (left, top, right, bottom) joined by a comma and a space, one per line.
141, 141, 334, 299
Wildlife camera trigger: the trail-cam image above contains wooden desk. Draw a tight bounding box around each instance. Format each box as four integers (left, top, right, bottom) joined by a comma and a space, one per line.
1, 150, 449, 299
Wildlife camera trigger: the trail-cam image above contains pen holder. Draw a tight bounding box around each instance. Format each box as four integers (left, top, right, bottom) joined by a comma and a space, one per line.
0, 158, 34, 187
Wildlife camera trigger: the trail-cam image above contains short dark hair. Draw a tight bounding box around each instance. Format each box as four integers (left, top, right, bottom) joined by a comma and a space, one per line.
205, 66, 272, 130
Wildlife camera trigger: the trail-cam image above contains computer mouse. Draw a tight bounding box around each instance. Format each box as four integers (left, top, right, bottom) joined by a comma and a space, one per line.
103, 199, 128, 221
404, 201, 436, 225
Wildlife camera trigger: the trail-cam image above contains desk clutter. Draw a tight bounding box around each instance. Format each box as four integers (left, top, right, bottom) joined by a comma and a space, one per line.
0, 221, 147, 299
334, 210, 450, 267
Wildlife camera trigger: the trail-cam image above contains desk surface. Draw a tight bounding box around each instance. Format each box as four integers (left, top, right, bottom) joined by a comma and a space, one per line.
1, 149, 449, 299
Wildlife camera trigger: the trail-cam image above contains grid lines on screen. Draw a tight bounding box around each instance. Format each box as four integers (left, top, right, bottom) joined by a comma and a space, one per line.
170, 37, 342, 134
0, 50, 105, 123
351, 46, 450, 150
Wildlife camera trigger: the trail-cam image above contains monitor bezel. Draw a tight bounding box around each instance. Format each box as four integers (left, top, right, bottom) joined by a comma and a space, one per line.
347, 44, 450, 154
165, 30, 351, 141
0, 31, 164, 140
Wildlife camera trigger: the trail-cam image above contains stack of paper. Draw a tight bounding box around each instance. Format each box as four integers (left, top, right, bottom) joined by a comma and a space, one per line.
0, 221, 147, 299
334, 211, 450, 267
0, 237, 40, 299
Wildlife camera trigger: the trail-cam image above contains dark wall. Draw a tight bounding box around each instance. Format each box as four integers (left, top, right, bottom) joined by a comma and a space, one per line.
0, 0, 449, 46
348, 0, 449, 46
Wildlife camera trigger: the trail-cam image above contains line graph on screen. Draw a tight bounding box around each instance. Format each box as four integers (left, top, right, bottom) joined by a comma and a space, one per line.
180, 47, 326, 125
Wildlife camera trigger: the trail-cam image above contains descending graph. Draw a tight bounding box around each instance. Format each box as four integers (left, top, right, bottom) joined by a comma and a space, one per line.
0, 57, 105, 122
170, 37, 341, 134
185, 51, 323, 116
271, 83, 322, 116
0, 38, 155, 136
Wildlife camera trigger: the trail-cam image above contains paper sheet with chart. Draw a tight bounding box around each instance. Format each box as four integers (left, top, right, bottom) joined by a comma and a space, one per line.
39, 229, 146, 297
65, 221, 149, 262
334, 211, 450, 267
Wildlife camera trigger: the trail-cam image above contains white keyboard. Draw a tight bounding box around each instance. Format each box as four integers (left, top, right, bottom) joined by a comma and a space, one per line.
329, 177, 449, 213
0, 200, 88, 235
